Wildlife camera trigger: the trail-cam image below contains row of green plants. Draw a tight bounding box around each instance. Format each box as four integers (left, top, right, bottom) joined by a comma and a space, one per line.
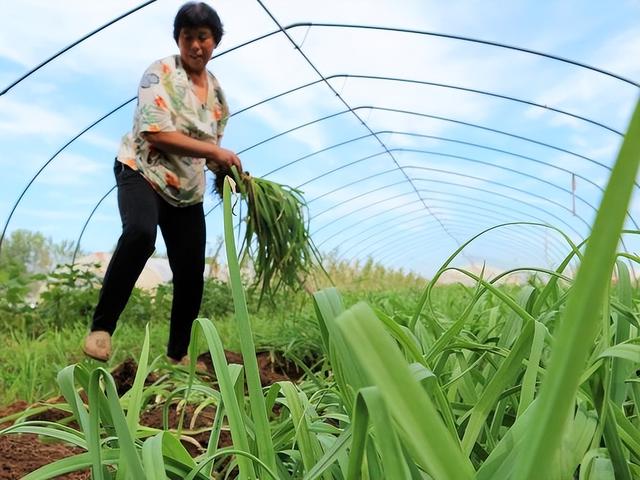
0, 235, 424, 406
1, 98, 638, 478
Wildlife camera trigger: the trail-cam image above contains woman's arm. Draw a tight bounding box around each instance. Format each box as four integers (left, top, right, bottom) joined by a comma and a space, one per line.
144, 130, 242, 171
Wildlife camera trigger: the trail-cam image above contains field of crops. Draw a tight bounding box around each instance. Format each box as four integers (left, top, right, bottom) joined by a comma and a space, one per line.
0, 97, 639, 479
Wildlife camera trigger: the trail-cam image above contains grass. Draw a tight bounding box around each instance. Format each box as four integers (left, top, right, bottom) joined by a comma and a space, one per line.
0, 265, 423, 407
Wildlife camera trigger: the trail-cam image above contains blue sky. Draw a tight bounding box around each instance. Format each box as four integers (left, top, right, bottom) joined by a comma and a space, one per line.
1, 0, 639, 276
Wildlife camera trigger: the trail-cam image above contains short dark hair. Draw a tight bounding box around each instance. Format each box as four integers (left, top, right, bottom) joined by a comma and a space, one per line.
173, 2, 224, 45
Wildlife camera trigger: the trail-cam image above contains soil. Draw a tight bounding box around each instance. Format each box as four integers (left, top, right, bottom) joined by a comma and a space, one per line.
0, 350, 304, 479
0, 434, 90, 480
198, 349, 304, 386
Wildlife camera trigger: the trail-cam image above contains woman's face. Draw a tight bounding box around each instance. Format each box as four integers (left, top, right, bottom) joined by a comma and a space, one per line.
178, 27, 216, 74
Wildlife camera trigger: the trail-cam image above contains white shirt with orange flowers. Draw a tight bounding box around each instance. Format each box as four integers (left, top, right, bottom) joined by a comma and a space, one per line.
117, 55, 229, 207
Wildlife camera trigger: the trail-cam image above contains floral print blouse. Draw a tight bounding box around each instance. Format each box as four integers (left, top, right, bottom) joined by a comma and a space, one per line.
117, 54, 229, 206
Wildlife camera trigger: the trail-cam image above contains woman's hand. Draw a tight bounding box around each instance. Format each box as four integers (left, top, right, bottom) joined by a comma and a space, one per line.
209, 145, 243, 172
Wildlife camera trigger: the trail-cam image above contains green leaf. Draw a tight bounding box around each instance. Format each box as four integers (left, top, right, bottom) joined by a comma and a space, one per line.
338, 302, 474, 479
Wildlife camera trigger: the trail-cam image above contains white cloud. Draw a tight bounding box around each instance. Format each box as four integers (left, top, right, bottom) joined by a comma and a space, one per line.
0, 97, 76, 137
37, 152, 110, 187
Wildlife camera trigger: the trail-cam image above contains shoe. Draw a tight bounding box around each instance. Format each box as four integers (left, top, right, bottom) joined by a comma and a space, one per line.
167, 355, 207, 372
83, 331, 112, 361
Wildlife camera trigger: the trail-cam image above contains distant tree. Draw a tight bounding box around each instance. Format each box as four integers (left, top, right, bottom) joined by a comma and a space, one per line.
0, 229, 75, 276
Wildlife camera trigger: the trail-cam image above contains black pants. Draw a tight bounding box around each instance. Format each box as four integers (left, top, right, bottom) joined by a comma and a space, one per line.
91, 161, 205, 360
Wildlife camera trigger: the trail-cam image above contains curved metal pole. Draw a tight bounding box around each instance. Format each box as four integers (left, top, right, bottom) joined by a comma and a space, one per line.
328, 205, 566, 262
320, 187, 573, 257
409, 166, 594, 228
317, 178, 589, 251
376, 231, 562, 273
0, 98, 136, 254
1, 0, 157, 96
376, 222, 578, 271
370, 218, 572, 267
313, 191, 581, 263
14, 97, 621, 258
344, 229, 453, 268
408, 166, 636, 259
313, 148, 599, 221
314, 197, 424, 245
71, 185, 117, 264
304, 153, 592, 234
312, 179, 411, 218
235, 105, 624, 188
312, 190, 425, 236
340, 212, 568, 266
380, 131, 607, 194
411, 177, 584, 237
331, 189, 573, 259
357, 223, 560, 274
231, 73, 622, 136
260, 126, 626, 235
328, 74, 622, 136
354, 205, 569, 259
360, 221, 567, 269
393, 147, 604, 219
309, 167, 583, 239
324, 206, 427, 247
359, 106, 623, 177
306, 130, 608, 202
282, 23, 639, 89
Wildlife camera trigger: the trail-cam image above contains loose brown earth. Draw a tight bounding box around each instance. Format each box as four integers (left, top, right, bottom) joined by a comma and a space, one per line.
0, 350, 303, 479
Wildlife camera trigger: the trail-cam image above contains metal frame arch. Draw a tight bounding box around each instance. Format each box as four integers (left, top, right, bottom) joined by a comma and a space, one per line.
374, 224, 575, 272
313, 193, 573, 263
312, 147, 602, 223
331, 190, 574, 259
310, 169, 583, 239
358, 222, 568, 269
1, 0, 157, 96
280, 23, 639, 88
303, 157, 592, 234
374, 232, 558, 273
354, 223, 565, 273
228, 73, 623, 137
313, 184, 578, 252
392, 147, 608, 222
338, 213, 569, 266
71, 185, 116, 264
369, 218, 578, 267
53, 125, 619, 261
231, 105, 631, 191
8, 96, 627, 256
404, 166, 592, 228
313, 177, 586, 252
329, 74, 623, 136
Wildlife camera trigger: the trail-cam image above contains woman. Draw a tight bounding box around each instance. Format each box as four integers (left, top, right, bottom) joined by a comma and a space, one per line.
83, 1, 241, 364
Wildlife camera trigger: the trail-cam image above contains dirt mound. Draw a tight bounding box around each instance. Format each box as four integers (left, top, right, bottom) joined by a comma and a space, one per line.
0, 434, 90, 480
139, 402, 232, 457
0, 351, 303, 478
197, 349, 304, 385
111, 357, 160, 396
